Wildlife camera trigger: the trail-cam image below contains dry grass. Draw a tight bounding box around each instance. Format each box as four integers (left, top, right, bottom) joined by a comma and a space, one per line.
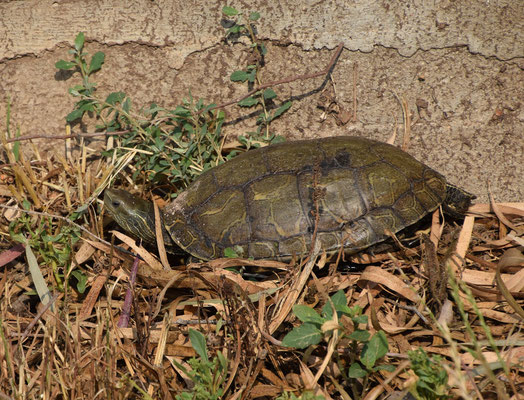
0, 140, 523, 400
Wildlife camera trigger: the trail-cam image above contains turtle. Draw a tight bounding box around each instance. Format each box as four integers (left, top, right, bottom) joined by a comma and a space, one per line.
104, 136, 474, 261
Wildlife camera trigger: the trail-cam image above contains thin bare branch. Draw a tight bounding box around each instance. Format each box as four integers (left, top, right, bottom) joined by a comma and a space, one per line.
207, 42, 345, 112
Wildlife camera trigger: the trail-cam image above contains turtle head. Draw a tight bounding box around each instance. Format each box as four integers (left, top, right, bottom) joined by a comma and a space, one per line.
104, 188, 174, 249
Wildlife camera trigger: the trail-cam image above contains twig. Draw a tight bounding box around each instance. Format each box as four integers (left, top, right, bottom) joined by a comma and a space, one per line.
258, 326, 282, 346
14, 293, 60, 343
172, 318, 218, 325
0, 160, 47, 170
117, 254, 141, 328
312, 301, 339, 385
383, 298, 429, 325
207, 42, 345, 112
3, 130, 131, 144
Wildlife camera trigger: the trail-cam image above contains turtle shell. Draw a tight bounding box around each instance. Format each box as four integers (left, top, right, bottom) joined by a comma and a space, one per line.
162, 136, 447, 260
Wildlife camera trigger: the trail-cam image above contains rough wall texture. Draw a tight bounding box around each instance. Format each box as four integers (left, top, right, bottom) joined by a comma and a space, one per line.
0, 0, 523, 202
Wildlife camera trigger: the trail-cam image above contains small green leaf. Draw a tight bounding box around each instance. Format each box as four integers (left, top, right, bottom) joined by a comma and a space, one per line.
222, 6, 239, 16
188, 329, 208, 362
74, 32, 85, 52
352, 314, 368, 325
281, 323, 322, 349
122, 97, 131, 113
201, 102, 218, 114
79, 101, 96, 113
88, 51, 105, 74
348, 362, 368, 378
12, 128, 20, 162
292, 305, 324, 324
249, 12, 260, 20
217, 350, 228, 371
82, 81, 96, 92
227, 25, 242, 34
176, 392, 193, 400
322, 289, 347, 319
55, 60, 76, 70
247, 68, 257, 83
71, 270, 87, 293
65, 108, 85, 122
335, 304, 354, 316
331, 290, 348, 307
238, 96, 258, 107
69, 84, 85, 94
230, 70, 249, 82
346, 304, 363, 318
374, 364, 396, 372
223, 247, 239, 258
348, 329, 371, 342
262, 88, 277, 100
360, 330, 388, 369
105, 92, 126, 105
272, 101, 292, 119
173, 105, 192, 117
22, 199, 31, 210
9, 228, 25, 244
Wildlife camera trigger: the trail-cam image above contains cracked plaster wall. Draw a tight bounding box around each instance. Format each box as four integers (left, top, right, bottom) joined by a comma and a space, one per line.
0, 0, 523, 202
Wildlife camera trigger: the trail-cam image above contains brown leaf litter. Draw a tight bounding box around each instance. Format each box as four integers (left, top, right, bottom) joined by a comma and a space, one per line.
0, 149, 523, 399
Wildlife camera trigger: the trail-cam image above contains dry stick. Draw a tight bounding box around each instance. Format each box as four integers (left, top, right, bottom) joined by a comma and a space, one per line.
222, 318, 243, 396
257, 295, 283, 346
153, 201, 170, 270
207, 42, 345, 112
15, 294, 61, 344
312, 300, 339, 386
117, 254, 141, 328
3, 130, 131, 144
361, 360, 411, 400
268, 240, 321, 335
149, 312, 170, 397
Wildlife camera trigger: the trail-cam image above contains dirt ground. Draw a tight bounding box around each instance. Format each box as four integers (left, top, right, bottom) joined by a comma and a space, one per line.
0, 0, 523, 202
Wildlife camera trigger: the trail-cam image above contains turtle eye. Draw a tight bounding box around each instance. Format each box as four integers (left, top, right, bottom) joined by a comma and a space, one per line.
112, 200, 121, 208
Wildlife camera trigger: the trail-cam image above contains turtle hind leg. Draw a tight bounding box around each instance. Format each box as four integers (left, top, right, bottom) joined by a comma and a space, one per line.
443, 183, 476, 218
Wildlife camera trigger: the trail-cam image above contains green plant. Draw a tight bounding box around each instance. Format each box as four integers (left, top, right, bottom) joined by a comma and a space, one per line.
56, 33, 229, 191
408, 348, 450, 400
282, 290, 393, 398
173, 329, 229, 400
9, 215, 86, 293
111, 93, 229, 191
55, 32, 105, 123
222, 6, 291, 144
437, 269, 513, 399
56, 24, 286, 194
